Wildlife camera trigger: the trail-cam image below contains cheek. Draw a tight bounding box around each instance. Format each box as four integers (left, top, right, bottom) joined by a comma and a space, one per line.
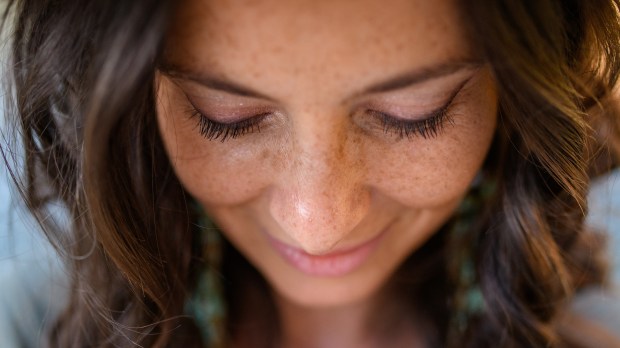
156, 78, 273, 205
368, 85, 498, 208
367, 138, 489, 208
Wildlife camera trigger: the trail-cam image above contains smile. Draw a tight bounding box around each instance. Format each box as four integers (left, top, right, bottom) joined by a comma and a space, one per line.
266, 226, 389, 277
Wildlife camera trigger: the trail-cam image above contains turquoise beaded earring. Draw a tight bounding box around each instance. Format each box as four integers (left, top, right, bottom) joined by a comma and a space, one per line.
185, 206, 228, 348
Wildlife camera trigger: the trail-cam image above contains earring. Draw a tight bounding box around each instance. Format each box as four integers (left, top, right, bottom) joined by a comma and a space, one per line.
185, 204, 227, 348
447, 174, 496, 342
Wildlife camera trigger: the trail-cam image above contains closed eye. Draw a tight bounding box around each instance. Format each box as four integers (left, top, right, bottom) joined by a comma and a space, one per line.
184, 75, 470, 142
369, 103, 455, 139
188, 108, 270, 142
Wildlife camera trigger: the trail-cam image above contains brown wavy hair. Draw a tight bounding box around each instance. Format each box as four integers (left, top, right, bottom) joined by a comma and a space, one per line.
2, 0, 620, 347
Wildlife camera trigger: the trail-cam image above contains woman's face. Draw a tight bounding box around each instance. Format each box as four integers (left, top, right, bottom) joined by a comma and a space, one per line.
156, 0, 497, 307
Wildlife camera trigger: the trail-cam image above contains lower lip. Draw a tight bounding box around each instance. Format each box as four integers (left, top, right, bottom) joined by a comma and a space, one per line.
267, 229, 387, 277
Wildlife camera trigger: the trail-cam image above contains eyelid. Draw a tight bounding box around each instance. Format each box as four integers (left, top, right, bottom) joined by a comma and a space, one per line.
181, 92, 271, 141
368, 74, 472, 122
373, 95, 452, 124
190, 108, 269, 142
183, 74, 472, 142
370, 105, 454, 139
360, 75, 470, 140
183, 91, 270, 124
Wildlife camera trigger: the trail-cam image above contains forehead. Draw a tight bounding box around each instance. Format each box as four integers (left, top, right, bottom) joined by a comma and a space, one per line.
165, 0, 470, 102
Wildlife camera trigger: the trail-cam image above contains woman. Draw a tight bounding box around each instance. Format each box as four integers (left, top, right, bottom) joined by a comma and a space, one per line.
2, 0, 620, 346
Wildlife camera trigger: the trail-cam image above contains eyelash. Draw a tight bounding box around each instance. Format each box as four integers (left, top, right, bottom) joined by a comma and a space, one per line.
188, 102, 455, 142
189, 109, 268, 142
372, 103, 455, 140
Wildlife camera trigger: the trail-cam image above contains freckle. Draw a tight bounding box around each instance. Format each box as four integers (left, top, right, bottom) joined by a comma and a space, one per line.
394, 41, 404, 53
272, 45, 284, 54
331, 70, 343, 82
291, 66, 303, 77
263, 147, 285, 171
260, 148, 270, 161
336, 135, 346, 161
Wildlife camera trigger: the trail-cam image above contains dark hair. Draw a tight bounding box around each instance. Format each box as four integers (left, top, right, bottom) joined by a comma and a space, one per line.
2, 0, 620, 347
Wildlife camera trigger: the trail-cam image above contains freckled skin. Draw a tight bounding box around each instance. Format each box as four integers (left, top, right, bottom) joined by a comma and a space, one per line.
156, 0, 497, 313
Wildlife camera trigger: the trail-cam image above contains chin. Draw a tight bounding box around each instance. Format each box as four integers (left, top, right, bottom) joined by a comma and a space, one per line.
265, 267, 392, 308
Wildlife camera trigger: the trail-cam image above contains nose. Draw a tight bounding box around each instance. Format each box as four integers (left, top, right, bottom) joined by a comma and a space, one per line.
269, 119, 370, 255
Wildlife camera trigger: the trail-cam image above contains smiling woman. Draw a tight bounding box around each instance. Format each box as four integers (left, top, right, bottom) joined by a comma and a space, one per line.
1, 0, 620, 347
156, 0, 498, 315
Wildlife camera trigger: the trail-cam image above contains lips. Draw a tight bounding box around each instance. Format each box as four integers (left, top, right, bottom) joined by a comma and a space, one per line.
266, 228, 387, 277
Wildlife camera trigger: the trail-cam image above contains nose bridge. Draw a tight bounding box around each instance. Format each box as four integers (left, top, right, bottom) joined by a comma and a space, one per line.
270, 119, 369, 254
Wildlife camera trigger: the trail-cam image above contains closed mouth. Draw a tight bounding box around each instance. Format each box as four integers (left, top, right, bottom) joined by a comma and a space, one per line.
266, 226, 389, 277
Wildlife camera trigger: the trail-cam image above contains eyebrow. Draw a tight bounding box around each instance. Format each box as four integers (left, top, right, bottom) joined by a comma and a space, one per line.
158, 58, 482, 101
